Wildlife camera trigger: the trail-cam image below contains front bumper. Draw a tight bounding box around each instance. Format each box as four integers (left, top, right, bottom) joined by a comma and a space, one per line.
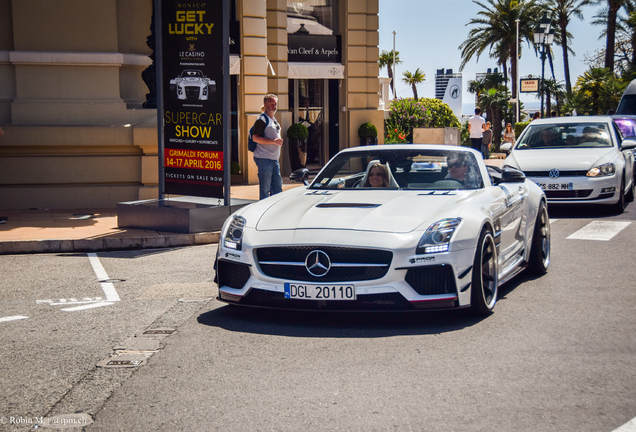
215, 240, 476, 311
527, 175, 620, 205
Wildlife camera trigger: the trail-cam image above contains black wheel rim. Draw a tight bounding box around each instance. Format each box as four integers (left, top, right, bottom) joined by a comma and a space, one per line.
539, 206, 551, 267
481, 234, 498, 308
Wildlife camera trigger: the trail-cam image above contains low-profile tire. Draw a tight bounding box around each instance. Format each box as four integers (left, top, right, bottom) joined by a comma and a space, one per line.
612, 176, 626, 214
470, 229, 498, 316
626, 175, 635, 203
528, 200, 550, 275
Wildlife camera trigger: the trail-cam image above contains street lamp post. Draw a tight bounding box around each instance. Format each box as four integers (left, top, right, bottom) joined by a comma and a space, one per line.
533, 12, 555, 119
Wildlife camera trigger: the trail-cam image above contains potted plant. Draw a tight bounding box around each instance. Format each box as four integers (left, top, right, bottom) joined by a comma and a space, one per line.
230, 161, 242, 184
287, 123, 309, 171
358, 122, 378, 146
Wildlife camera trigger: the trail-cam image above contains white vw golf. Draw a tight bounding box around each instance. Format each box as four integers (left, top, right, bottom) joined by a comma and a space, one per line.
215, 145, 550, 316
502, 116, 636, 213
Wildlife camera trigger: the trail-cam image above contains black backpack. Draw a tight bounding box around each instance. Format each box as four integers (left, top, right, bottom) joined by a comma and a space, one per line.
248, 113, 270, 152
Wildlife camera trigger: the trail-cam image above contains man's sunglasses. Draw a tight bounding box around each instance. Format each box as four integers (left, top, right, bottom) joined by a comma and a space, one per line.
448, 162, 466, 168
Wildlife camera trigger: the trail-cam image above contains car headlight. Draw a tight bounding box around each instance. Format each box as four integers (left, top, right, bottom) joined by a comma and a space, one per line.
222, 215, 246, 250
416, 218, 462, 254
587, 163, 615, 177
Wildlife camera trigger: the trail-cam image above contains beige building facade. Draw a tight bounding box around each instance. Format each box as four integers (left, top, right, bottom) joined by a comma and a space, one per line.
0, 0, 383, 210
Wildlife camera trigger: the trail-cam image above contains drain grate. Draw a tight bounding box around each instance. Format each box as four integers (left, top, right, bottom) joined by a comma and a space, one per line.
143, 329, 176, 335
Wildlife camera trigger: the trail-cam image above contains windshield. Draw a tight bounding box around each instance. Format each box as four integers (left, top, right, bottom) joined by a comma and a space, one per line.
310, 149, 484, 191
181, 70, 204, 78
515, 122, 613, 149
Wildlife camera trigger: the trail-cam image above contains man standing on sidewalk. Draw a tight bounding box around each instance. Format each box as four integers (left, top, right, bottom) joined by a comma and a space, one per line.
252, 94, 284, 199
468, 108, 485, 158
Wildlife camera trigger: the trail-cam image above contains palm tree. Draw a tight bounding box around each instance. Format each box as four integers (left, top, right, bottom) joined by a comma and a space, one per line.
459, 0, 542, 102
479, 86, 511, 151
576, 67, 614, 113
378, 50, 402, 98
539, 78, 566, 115
402, 68, 426, 100
544, 0, 593, 95
603, 0, 630, 71
592, 1, 636, 71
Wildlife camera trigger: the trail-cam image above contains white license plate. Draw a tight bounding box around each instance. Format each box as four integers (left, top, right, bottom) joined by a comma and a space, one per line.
537, 182, 573, 191
284, 283, 356, 300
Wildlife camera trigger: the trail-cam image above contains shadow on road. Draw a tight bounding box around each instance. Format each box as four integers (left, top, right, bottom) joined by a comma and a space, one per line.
197, 304, 487, 338
548, 203, 632, 219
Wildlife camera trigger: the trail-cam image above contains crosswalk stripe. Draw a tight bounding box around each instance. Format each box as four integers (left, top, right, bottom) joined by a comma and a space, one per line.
567, 221, 631, 241
0, 316, 28, 323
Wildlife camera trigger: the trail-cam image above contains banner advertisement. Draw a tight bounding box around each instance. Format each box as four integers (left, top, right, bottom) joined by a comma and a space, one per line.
442, 77, 462, 119
161, 0, 224, 198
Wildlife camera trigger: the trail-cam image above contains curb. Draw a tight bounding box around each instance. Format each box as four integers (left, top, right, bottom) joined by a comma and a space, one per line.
0, 232, 220, 255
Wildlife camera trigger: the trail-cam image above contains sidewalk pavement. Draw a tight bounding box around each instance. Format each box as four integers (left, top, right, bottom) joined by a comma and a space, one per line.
0, 158, 504, 255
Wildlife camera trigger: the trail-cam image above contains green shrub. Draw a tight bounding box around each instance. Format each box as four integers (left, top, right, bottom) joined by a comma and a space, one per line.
357, 122, 378, 137
286, 123, 309, 140
231, 161, 241, 175
384, 98, 429, 142
419, 98, 461, 128
515, 121, 530, 138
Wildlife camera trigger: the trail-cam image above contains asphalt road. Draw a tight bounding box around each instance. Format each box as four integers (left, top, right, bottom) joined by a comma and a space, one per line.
1, 204, 635, 431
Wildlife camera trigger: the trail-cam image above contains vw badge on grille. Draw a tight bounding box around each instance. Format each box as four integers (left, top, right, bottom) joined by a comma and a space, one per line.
305, 250, 331, 277
549, 168, 560, 179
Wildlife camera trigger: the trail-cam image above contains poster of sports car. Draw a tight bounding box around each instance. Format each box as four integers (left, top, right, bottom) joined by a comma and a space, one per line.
161, 0, 224, 198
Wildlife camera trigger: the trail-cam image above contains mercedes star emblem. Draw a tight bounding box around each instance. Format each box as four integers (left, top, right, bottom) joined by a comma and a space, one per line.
305, 250, 331, 277
549, 169, 560, 179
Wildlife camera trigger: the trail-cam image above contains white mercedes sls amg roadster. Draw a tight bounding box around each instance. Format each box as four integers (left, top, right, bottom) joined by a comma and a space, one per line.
215, 145, 550, 315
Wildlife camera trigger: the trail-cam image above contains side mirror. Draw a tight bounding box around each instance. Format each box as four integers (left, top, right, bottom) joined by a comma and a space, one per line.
290, 168, 310, 186
621, 138, 636, 150
501, 167, 526, 183
500, 143, 512, 153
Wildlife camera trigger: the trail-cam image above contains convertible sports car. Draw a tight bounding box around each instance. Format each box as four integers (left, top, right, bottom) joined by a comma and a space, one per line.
502, 116, 636, 213
216, 145, 550, 315
169, 69, 216, 101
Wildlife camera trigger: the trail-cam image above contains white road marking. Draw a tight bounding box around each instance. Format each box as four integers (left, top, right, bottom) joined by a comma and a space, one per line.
567, 221, 631, 241
61, 302, 115, 312
549, 218, 558, 223
612, 416, 636, 432
0, 315, 29, 323
87, 253, 120, 302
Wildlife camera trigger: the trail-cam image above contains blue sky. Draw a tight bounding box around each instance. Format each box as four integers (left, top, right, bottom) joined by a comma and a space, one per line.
378, 0, 607, 111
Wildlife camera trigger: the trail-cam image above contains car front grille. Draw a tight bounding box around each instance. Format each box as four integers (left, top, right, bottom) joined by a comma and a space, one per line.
525, 170, 589, 177
217, 259, 251, 289
405, 265, 457, 296
239, 289, 414, 311
544, 189, 593, 198
255, 246, 393, 283
185, 87, 201, 100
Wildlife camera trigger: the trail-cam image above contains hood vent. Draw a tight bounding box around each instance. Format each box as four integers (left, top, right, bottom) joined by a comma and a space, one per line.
315, 203, 381, 209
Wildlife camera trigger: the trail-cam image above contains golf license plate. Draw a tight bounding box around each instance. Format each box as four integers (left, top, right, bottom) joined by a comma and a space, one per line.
537, 182, 573, 191
284, 283, 356, 300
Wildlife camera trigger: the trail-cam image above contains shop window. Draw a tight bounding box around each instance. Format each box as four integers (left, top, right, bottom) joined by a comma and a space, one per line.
287, 0, 338, 35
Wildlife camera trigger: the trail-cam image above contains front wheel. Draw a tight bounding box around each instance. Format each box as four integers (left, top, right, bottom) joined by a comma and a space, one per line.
528, 200, 550, 275
612, 176, 626, 214
470, 229, 498, 316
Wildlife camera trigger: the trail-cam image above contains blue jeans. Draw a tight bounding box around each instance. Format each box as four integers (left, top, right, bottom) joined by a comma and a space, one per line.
254, 157, 283, 200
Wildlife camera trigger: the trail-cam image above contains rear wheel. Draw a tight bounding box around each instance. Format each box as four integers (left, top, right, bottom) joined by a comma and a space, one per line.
528, 200, 550, 275
470, 229, 498, 316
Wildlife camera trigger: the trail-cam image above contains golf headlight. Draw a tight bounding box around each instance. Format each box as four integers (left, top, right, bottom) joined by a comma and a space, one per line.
416, 218, 462, 254
222, 215, 246, 250
587, 163, 615, 177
